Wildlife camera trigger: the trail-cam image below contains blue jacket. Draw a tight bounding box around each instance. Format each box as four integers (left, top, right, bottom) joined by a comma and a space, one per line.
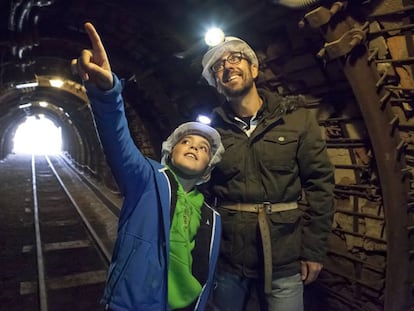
86, 76, 221, 311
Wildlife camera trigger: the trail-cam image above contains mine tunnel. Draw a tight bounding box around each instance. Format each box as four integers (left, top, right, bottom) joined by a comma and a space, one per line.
1, 0, 414, 310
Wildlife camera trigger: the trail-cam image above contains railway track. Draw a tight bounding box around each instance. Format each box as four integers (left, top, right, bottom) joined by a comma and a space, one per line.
0, 153, 120, 311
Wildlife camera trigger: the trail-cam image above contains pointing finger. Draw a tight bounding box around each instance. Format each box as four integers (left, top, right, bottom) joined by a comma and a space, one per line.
84, 22, 108, 61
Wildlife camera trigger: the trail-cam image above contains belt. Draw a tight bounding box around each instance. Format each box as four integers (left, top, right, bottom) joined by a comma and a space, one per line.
221, 202, 298, 294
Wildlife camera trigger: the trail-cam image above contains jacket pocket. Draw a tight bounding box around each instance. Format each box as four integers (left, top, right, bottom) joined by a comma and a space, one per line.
105, 234, 144, 292
268, 209, 303, 265
261, 132, 299, 171
218, 208, 258, 263
105, 233, 164, 308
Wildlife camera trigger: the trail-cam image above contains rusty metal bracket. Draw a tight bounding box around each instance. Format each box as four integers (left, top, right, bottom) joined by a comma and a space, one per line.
301, 1, 348, 28
317, 22, 369, 61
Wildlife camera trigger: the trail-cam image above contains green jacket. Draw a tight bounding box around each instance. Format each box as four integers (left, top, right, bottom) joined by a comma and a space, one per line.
208, 89, 335, 279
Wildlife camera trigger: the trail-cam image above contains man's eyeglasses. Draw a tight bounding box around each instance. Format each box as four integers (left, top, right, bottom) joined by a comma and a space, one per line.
211, 52, 247, 73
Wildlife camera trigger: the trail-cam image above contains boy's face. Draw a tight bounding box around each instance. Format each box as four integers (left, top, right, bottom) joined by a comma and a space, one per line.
170, 134, 211, 178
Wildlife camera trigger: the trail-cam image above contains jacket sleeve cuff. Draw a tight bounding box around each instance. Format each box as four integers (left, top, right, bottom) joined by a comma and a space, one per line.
85, 73, 124, 103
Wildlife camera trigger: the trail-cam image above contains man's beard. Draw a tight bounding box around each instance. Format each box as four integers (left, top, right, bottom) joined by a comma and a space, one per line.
220, 77, 254, 98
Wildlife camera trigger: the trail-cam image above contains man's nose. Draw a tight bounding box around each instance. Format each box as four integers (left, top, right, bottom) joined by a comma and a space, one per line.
223, 60, 235, 70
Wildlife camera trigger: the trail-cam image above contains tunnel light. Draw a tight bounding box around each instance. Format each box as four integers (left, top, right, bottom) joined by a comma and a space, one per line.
196, 114, 211, 125
39, 101, 48, 107
15, 82, 39, 89
19, 103, 32, 109
49, 79, 64, 88
204, 27, 225, 47
13, 116, 62, 155
174, 26, 225, 59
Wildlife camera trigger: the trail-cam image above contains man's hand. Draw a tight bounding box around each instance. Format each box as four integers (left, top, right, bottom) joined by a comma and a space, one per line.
71, 22, 114, 90
301, 260, 323, 285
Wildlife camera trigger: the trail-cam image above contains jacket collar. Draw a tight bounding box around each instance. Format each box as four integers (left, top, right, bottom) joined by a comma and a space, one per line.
212, 88, 292, 125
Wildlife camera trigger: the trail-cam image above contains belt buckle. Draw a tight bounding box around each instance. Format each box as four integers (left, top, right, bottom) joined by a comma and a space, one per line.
263, 202, 272, 214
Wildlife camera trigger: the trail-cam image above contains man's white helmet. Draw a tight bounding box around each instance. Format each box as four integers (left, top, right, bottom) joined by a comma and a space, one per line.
201, 36, 259, 86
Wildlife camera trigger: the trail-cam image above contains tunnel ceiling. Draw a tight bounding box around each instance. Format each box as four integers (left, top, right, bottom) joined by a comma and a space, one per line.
0, 0, 406, 137
0, 0, 306, 137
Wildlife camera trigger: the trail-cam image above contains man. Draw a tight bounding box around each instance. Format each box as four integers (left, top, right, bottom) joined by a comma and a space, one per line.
201, 36, 335, 311
71, 22, 225, 311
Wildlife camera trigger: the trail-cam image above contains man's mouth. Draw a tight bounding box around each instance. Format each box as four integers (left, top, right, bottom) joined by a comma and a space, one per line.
228, 75, 239, 82
224, 71, 241, 83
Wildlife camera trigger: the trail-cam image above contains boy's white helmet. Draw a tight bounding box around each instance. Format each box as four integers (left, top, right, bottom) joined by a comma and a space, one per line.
161, 122, 224, 184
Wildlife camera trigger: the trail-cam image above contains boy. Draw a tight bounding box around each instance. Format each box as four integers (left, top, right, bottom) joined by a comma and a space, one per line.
71, 22, 224, 311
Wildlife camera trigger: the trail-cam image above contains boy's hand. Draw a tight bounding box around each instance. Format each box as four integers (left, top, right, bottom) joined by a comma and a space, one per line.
71, 22, 114, 90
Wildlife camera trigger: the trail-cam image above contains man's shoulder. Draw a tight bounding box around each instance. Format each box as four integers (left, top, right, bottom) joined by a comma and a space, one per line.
260, 89, 307, 116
